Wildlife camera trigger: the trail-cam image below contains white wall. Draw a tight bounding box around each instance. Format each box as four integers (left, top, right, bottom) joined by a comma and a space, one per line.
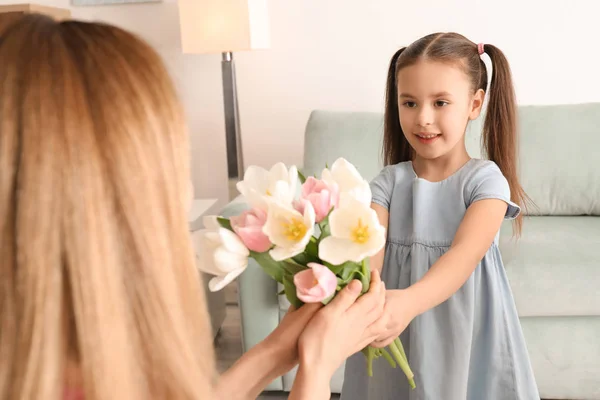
236, 0, 599, 173
0, 0, 230, 206
4, 0, 598, 207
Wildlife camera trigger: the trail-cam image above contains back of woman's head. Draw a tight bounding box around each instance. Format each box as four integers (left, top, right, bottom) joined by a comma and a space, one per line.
383, 32, 529, 235
0, 14, 215, 399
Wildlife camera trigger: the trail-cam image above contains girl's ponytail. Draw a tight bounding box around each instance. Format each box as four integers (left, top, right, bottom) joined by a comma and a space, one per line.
482, 44, 529, 235
383, 47, 412, 166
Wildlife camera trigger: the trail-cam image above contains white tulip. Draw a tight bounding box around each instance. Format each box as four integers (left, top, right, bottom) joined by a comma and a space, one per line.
262, 201, 315, 261
236, 163, 298, 211
321, 158, 372, 206
192, 216, 250, 292
318, 196, 386, 265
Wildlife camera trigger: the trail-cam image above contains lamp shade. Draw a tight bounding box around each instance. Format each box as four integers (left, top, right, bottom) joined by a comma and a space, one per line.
178, 0, 270, 54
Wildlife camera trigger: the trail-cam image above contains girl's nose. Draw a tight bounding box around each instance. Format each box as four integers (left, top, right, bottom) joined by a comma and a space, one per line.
416, 105, 434, 127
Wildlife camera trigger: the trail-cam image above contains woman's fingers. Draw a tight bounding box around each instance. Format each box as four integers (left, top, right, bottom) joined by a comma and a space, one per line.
348, 270, 385, 324
325, 279, 363, 314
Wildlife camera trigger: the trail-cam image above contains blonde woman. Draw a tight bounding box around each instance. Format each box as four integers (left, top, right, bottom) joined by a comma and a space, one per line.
0, 14, 387, 400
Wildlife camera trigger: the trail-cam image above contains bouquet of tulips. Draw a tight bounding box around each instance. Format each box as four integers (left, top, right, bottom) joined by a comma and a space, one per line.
194, 157, 415, 388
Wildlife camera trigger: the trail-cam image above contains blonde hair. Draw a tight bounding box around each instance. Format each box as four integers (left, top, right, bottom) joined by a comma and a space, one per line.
0, 15, 215, 399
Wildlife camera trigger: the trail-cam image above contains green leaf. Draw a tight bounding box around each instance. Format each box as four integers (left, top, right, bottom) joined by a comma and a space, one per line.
292, 252, 320, 265
305, 237, 319, 258
318, 221, 331, 241
298, 170, 307, 184
334, 264, 371, 294
250, 251, 284, 284
277, 288, 285, 295
283, 273, 303, 308
326, 260, 359, 276
281, 259, 308, 275
217, 217, 233, 232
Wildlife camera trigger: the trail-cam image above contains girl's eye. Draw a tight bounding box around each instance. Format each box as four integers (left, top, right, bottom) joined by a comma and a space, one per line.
403, 101, 417, 108
435, 100, 449, 107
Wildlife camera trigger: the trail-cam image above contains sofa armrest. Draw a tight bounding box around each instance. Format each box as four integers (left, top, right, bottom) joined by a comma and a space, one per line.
219, 196, 284, 391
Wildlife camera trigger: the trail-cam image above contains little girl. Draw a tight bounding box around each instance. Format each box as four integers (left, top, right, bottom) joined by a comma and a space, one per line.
341, 33, 540, 399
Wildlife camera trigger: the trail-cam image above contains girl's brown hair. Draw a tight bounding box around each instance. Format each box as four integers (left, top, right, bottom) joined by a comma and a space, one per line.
383, 32, 529, 235
0, 15, 215, 399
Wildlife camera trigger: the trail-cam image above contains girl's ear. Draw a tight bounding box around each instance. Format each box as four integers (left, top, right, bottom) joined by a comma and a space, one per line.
469, 89, 486, 120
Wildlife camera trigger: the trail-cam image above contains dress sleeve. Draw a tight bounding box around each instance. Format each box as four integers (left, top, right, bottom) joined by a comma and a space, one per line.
467, 162, 521, 220
370, 166, 395, 210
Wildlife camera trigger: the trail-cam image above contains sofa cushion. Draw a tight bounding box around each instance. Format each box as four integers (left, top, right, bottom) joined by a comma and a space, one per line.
302, 110, 384, 181
467, 103, 600, 216
500, 216, 600, 317
278, 217, 600, 318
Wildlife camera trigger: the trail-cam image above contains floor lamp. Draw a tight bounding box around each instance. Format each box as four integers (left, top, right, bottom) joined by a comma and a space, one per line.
178, 0, 270, 198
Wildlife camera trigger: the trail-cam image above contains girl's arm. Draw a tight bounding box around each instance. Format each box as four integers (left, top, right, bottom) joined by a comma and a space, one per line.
406, 199, 508, 316
373, 198, 508, 348
370, 203, 389, 274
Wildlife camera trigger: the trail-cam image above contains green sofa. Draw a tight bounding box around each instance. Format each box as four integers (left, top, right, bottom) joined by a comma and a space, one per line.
220, 103, 600, 399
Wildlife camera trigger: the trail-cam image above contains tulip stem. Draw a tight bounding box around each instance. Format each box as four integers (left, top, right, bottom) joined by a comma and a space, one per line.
362, 347, 375, 377
361, 259, 370, 292
380, 348, 396, 368
394, 337, 407, 362
389, 341, 415, 389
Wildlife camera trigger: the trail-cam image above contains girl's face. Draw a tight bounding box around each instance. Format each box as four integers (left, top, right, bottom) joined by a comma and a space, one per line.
396, 60, 484, 161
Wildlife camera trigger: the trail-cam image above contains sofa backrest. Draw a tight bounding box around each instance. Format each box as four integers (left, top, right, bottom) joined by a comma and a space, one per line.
303, 103, 600, 216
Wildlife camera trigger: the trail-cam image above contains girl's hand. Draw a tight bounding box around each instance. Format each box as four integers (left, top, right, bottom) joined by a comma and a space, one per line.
370, 289, 417, 348
297, 269, 387, 377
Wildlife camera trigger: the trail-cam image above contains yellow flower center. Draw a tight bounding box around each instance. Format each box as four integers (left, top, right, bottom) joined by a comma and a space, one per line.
282, 218, 307, 242
351, 218, 370, 244
266, 189, 272, 196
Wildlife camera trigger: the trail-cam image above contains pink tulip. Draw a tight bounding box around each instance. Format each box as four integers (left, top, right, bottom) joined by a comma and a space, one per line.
230, 208, 272, 253
293, 262, 338, 303
295, 177, 339, 223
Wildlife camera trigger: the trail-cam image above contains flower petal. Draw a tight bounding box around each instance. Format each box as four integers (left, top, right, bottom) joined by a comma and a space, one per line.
235, 225, 272, 253
288, 165, 299, 194
208, 267, 246, 292
270, 180, 294, 205
303, 201, 316, 229
243, 166, 269, 190
245, 189, 270, 211
294, 268, 317, 289
269, 245, 303, 262
293, 264, 337, 303
328, 207, 357, 239
196, 254, 223, 276
213, 246, 248, 273
218, 229, 250, 256
308, 263, 337, 296
269, 162, 289, 183
319, 236, 354, 265
301, 177, 318, 197
330, 158, 364, 192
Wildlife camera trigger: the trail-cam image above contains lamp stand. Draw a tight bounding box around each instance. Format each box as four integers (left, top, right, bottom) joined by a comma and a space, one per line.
221, 52, 244, 198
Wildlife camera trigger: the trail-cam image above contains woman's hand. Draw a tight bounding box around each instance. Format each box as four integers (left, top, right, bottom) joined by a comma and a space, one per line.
370, 289, 416, 348
297, 269, 387, 377
261, 302, 323, 376
215, 301, 323, 400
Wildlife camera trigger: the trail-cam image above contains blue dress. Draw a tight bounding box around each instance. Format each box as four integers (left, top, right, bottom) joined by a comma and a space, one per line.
340, 159, 540, 400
